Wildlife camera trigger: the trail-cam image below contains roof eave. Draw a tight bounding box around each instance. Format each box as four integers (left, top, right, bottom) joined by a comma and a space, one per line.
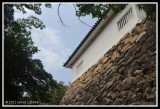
64, 10, 116, 68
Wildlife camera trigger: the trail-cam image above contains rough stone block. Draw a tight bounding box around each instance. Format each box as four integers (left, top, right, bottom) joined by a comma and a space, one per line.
94, 64, 102, 73
101, 98, 112, 104
60, 19, 156, 105
102, 57, 109, 64
121, 44, 132, 53
136, 31, 146, 42
123, 35, 133, 44
98, 56, 105, 64
111, 92, 120, 100
111, 50, 120, 60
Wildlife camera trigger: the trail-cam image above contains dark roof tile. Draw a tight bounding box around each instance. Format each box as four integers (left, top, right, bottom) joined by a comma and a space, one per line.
63, 18, 103, 67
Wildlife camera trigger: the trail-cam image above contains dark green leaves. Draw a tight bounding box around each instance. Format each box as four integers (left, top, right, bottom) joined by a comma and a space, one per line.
75, 4, 156, 21
45, 4, 52, 8
16, 16, 46, 30
137, 4, 156, 21
75, 4, 126, 20
76, 4, 110, 19
14, 4, 42, 15
4, 3, 67, 105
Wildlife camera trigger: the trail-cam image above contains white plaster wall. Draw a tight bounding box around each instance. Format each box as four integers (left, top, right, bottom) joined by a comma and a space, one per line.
71, 4, 146, 83
134, 5, 147, 21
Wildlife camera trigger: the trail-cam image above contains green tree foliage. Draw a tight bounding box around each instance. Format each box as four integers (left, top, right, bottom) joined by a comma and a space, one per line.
44, 81, 68, 105
4, 4, 67, 105
75, 4, 156, 21
136, 4, 156, 21
76, 4, 126, 19
4, 3, 156, 105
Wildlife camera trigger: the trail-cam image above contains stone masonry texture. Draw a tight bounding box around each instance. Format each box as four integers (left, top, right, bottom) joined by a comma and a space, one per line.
60, 19, 156, 105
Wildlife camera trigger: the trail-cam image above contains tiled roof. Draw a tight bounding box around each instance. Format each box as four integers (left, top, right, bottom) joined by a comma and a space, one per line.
63, 18, 103, 67
60, 19, 156, 105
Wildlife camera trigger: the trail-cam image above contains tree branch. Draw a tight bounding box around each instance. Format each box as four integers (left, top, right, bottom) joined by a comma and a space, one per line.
57, 4, 70, 28
73, 4, 92, 28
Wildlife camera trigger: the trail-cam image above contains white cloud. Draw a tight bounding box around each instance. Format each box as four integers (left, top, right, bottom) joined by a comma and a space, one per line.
13, 6, 72, 83
31, 27, 72, 74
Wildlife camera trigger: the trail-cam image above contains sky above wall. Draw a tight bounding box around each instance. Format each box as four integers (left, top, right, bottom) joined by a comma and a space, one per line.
14, 3, 98, 85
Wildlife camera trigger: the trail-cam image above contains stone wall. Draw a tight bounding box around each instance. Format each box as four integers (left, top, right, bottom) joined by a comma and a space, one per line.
60, 19, 156, 105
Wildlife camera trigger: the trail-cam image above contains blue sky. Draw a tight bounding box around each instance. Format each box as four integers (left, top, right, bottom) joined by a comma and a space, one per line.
14, 3, 98, 85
